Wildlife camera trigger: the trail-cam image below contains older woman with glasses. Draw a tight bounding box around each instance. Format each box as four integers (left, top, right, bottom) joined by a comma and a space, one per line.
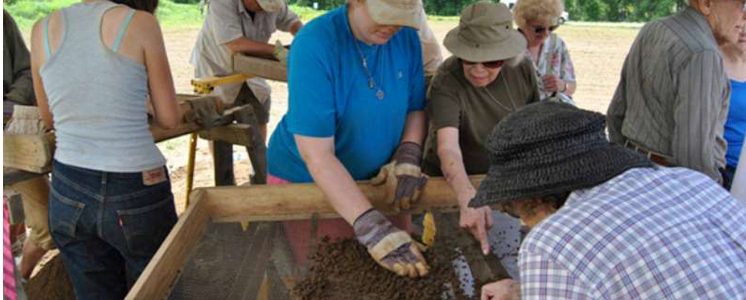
422, 1, 540, 278
514, 0, 577, 104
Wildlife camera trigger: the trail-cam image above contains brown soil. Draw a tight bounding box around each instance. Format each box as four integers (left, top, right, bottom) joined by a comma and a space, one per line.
25, 253, 76, 300
292, 237, 473, 300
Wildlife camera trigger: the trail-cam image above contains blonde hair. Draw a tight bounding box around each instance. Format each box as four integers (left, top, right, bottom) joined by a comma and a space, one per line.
513, 0, 565, 28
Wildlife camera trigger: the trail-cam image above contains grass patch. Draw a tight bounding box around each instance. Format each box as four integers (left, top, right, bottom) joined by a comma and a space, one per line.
4, 0, 329, 31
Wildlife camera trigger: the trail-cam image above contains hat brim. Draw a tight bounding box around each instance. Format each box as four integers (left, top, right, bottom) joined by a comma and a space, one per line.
443, 27, 527, 62
367, 1, 421, 30
469, 144, 654, 208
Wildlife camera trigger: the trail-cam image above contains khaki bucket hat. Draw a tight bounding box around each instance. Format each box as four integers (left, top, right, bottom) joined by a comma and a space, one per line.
366, 0, 422, 30
256, 0, 284, 13
444, 1, 526, 62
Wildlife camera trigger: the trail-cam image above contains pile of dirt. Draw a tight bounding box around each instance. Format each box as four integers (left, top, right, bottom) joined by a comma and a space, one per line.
25, 254, 75, 300
292, 237, 474, 300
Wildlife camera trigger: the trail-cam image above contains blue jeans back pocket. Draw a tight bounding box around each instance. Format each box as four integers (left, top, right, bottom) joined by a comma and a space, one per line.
49, 188, 86, 248
117, 195, 177, 257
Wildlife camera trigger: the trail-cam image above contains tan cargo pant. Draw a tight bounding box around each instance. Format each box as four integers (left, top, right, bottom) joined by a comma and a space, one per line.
10, 176, 55, 250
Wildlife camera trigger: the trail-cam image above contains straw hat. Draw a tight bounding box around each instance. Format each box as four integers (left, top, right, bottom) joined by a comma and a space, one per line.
444, 1, 526, 62
366, 0, 422, 30
469, 102, 654, 208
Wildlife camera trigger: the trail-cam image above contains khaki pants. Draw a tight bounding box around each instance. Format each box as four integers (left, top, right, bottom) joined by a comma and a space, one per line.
11, 176, 55, 250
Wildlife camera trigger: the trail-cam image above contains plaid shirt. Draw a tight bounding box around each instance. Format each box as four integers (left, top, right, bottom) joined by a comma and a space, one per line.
519, 167, 746, 300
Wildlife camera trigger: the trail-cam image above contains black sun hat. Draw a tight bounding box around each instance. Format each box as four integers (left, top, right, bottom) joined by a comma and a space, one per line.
469, 101, 654, 208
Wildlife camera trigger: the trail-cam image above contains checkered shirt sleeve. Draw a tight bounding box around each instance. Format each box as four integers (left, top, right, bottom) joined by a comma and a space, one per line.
518, 167, 746, 300
520, 250, 594, 299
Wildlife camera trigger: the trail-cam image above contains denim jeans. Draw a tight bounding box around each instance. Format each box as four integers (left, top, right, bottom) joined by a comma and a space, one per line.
49, 160, 178, 300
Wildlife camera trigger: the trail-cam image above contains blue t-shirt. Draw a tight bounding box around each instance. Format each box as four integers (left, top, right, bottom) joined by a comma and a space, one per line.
725, 79, 746, 167
267, 6, 425, 183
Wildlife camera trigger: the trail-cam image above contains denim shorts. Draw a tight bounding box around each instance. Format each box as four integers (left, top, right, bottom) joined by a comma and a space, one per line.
49, 160, 177, 300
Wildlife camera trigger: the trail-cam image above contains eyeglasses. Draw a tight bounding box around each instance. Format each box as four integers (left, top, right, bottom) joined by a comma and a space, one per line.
461, 59, 506, 69
533, 25, 559, 34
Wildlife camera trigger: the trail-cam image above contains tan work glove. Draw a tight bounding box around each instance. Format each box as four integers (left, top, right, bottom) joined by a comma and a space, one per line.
5, 105, 47, 134
371, 142, 428, 211
353, 209, 429, 278
184, 96, 222, 129
273, 40, 289, 66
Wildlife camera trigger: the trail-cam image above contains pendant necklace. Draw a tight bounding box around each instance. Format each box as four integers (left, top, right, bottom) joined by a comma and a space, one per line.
484, 75, 519, 112
353, 37, 385, 100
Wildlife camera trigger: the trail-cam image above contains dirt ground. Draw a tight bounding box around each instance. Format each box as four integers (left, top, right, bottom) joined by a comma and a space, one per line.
158, 22, 641, 213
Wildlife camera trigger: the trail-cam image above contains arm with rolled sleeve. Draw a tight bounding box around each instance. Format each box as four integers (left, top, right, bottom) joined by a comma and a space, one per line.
4, 10, 35, 106
275, 4, 302, 35
519, 250, 595, 300
672, 50, 728, 182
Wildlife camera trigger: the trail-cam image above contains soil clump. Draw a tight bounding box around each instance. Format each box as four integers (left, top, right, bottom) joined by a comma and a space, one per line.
25, 253, 76, 300
292, 237, 474, 300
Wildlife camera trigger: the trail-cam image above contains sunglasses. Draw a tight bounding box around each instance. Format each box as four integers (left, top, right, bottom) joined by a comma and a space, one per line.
533, 25, 559, 33
461, 59, 506, 69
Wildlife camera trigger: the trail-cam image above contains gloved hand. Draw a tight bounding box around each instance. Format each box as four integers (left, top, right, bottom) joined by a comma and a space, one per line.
184, 96, 222, 129
353, 209, 429, 278
273, 40, 289, 66
371, 142, 428, 211
5, 105, 47, 135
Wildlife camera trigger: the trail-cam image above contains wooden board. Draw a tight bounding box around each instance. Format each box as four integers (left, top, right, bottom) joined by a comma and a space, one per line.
3, 133, 55, 173
202, 176, 482, 223
197, 124, 252, 147
232, 55, 287, 82
2, 95, 219, 175
127, 176, 483, 300
125, 189, 211, 300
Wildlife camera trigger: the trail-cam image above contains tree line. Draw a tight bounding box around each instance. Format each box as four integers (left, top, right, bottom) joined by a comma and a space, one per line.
286, 0, 689, 22
167, 0, 691, 22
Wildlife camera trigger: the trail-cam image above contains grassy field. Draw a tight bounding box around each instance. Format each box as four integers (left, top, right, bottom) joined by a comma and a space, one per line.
5, 3, 642, 212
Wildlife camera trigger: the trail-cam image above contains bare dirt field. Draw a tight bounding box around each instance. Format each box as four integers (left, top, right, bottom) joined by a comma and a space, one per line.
157, 21, 641, 213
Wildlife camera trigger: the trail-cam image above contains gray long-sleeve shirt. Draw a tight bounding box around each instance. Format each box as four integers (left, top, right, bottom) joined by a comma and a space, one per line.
3, 10, 35, 108
607, 7, 729, 182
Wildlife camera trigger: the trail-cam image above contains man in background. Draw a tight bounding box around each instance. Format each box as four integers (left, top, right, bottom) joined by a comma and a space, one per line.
607, 0, 746, 183
191, 0, 302, 185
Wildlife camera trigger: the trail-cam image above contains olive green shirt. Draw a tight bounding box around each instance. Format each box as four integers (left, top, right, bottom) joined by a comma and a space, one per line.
3, 10, 35, 107
423, 56, 540, 176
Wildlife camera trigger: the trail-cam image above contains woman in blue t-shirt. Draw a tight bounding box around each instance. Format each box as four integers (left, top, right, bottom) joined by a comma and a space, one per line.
721, 27, 746, 190
266, 0, 429, 278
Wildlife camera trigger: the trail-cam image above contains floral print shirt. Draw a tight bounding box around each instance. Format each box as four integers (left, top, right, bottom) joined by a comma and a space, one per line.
528, 33, 576, 105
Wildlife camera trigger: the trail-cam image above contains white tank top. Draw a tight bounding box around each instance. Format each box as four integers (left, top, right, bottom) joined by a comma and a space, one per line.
40, 1, 166, 172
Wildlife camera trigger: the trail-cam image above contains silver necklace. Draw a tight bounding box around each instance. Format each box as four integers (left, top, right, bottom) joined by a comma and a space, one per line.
483, 75, 518, 112
352, 38, 385, 100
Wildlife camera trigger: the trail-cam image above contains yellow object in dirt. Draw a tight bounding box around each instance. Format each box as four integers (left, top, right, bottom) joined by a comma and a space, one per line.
422, 211, 436, 247
191, 74, 253, 94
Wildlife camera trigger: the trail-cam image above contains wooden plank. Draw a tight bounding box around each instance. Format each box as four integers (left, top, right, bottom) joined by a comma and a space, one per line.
150, 95, 222, 143
3, 95, 218, 175
3, 167, 45, 186
232, 55, 287, 82
125, 190, 211, 300
203, 176, 482, 223
197, 124, 252, 146
3, 133, 55, 173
